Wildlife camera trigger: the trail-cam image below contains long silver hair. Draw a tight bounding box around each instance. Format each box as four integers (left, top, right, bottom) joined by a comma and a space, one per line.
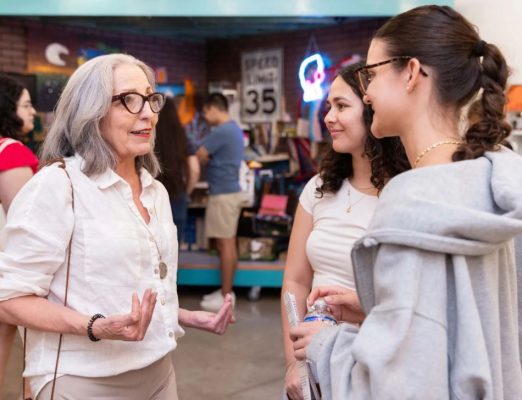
39, 53, 161, 176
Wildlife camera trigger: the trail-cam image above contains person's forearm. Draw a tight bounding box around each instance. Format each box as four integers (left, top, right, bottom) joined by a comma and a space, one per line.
0, 295, 90, 336
178, 308, 195, 328
281, 280, 311, 366
186, 156, 200, 195
186, 175, 197, 195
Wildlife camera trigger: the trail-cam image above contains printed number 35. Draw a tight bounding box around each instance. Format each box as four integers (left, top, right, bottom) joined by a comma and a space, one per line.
245, 89, 276, 114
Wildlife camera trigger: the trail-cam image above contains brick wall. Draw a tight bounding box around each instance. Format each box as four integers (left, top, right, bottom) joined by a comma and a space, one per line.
206, 18, 388, 118
0, 17, 207, 91
0, 19, 27, 73
0, 17, 387, 118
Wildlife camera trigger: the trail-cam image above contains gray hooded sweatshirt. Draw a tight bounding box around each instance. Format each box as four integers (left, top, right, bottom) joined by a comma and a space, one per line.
307, 148, 522, 400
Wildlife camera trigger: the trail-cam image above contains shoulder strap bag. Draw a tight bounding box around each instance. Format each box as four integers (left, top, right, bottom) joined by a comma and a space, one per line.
22, 158, 74, 400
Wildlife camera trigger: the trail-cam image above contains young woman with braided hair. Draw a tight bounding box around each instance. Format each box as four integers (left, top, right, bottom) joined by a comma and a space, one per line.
291, 5, 522, 399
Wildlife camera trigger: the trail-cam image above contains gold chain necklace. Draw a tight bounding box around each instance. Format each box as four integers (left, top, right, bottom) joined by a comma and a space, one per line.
346, 183, 367, 213
412, 139, 463, 169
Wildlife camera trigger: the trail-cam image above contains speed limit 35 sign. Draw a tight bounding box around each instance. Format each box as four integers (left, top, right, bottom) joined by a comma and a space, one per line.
241, 48, 283, 123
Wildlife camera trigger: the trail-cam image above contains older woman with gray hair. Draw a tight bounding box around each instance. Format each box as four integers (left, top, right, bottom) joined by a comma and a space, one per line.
0, 53, 234, 400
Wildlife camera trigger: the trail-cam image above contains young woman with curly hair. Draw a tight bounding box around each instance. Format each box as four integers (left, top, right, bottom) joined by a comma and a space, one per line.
281, 61, 409, 400
0, 74, 38, 395
292, 5, 522, 399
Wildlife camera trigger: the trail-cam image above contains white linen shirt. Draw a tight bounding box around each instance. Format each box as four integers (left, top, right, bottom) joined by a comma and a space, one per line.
0, 154, 184, 397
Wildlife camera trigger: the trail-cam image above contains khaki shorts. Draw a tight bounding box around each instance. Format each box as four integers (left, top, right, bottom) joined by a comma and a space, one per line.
205, 192, 244, 239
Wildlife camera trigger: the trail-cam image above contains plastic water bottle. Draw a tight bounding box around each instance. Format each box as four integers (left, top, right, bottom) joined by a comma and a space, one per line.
303, 298, 337, 325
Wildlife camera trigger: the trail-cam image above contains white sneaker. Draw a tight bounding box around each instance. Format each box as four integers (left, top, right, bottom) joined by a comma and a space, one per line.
202, 288, 222, 301
200, 291, 236, 313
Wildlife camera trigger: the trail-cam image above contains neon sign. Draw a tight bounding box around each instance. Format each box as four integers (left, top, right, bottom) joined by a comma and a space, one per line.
299, 53, 326, 102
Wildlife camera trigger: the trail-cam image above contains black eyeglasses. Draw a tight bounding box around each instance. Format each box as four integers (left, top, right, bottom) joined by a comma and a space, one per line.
355, 56, 429, 94
111, 91, 166, 114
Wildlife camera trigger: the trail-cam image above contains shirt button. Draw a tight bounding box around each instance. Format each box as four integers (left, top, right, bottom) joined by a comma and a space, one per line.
149, 236, 154, 243
168, 331, 174, 338
161, 298, 166, 305
154, 269, 159, 274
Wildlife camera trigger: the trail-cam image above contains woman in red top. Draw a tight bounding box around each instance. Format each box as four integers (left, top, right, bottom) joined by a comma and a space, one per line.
0, 74, 38, 393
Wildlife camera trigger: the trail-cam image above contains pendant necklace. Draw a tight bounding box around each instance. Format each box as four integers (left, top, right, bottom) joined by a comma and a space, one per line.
140, 205, 168, 279
121, 190, 168, 279
346, 182, 370, 213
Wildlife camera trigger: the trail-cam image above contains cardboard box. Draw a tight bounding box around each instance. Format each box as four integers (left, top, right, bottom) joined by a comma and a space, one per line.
238, 237, 276, 261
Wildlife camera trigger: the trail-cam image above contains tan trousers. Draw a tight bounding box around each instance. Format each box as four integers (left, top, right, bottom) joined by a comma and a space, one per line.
37, 355, 177, 400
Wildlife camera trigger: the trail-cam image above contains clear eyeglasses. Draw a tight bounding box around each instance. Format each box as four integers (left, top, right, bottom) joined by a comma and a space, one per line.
111, 91, 166, 114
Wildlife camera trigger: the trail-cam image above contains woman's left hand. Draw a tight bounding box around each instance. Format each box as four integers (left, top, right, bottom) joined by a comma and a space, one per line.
290, 321, 330, 361
180, 293, 236, 335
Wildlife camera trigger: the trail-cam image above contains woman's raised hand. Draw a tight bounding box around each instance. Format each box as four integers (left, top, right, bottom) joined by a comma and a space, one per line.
91, 288, 158, 341
307, 286, 365, 325
190, 293, 236, 335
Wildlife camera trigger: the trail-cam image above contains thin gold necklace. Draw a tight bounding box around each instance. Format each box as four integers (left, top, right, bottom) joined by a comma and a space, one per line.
346, 183, 367, 213
412, 139, 463, 169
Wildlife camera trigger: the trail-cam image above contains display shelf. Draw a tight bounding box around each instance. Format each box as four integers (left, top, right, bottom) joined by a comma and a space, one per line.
256, 153, 290, 162
177, 250, 284, 287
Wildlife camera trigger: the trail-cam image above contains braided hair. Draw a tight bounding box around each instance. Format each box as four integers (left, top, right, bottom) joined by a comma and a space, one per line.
374, 5, 511, 161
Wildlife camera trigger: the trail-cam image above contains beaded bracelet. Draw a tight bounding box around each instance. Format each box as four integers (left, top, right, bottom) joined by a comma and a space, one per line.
87, 313, 105, 342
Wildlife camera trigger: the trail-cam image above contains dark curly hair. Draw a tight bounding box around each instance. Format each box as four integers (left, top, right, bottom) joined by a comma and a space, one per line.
374, 5, 511, 161
0, 74, 25, 138
316, 61, 409, 197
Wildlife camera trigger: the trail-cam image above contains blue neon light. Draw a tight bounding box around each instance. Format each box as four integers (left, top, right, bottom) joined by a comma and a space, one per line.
299, 53, 326, 102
